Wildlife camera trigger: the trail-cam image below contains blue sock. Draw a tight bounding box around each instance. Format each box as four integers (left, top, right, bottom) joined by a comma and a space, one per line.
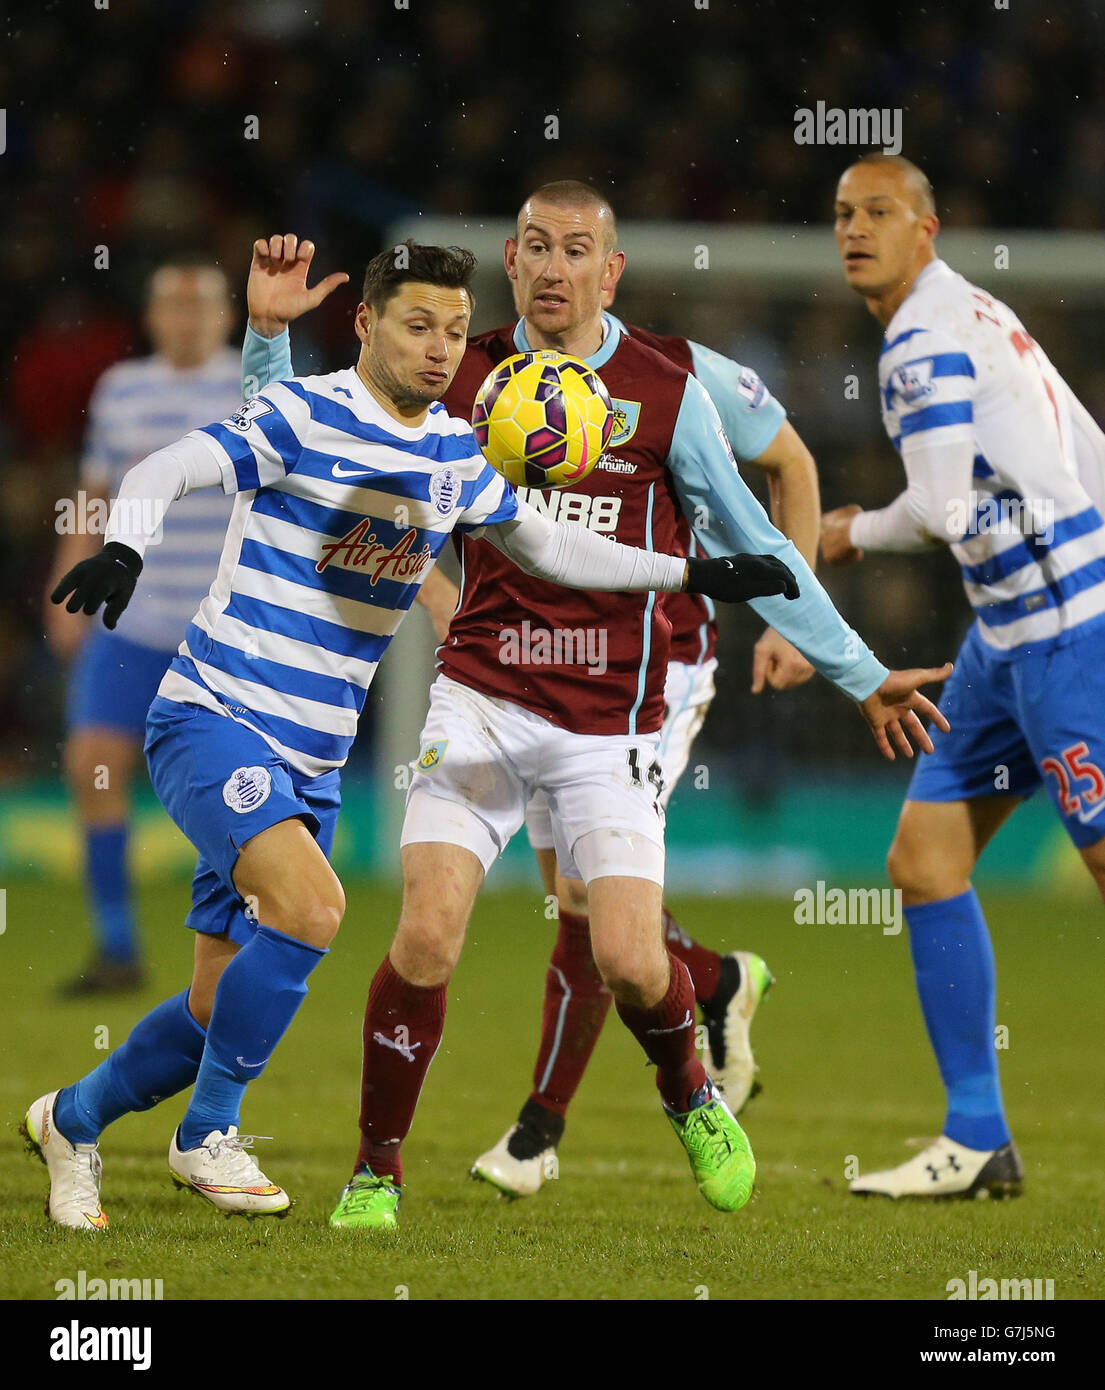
905, 889, 1011, 1150
86, 824, 138, 963
54, 990, 206, 1144
179, 925, 327, 1151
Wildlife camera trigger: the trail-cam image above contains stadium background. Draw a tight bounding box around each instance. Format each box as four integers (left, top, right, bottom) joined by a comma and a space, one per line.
2, 0, 1104, 894
2, 0, 1104, 1312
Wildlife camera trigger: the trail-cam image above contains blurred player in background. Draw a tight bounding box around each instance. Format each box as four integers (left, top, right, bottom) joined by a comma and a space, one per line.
823, 154, 1105, 1198
45, 263, 239, 996
244, 204, 952, 1231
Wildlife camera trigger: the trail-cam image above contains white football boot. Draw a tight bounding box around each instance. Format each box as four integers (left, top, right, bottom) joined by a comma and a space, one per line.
21, 1091, 109, 1230
470, 1125, 558, 1199
850, 1134, 1024, 1200
701, 951, 774, 1113
168, 1125, 291, 1217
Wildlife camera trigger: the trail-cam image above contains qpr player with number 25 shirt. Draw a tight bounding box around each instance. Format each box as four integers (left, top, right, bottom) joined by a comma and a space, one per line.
825, 154, 1105, 1201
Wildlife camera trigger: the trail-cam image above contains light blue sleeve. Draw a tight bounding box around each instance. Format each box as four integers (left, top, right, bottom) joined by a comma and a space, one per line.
687, 341, 786, 462
241, 325, 294, 397
668, 376, 888, 701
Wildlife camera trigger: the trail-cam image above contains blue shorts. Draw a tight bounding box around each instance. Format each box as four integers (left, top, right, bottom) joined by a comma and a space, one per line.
68, 630, 173, 737
908, 621, 1105, 848
145, 697, 342, 945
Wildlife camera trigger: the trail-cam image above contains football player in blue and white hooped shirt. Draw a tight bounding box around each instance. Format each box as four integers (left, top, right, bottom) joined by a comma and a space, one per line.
27, 240, 803, 1229
45, 264, 240, 996
823, 154, 1105, 1199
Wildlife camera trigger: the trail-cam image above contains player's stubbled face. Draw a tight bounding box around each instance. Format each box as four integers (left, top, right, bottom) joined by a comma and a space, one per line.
833, 166, 924, 298
509, 201, 611, 337
365, 282, 472, 410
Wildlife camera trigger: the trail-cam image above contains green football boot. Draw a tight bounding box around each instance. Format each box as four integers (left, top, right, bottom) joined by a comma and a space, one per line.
667, 1079, 756, 1212
329, 1165, 401, 1229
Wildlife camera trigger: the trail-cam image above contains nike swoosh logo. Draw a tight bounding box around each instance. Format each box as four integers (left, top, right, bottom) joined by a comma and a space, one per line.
235, 1055, 269, 1069
1077, 798, 1105, 825
332, 460, 376, 479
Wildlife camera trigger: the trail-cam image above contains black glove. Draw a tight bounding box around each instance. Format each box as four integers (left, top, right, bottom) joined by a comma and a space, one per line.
50, 541, 144, 630
685, 553, 799, 603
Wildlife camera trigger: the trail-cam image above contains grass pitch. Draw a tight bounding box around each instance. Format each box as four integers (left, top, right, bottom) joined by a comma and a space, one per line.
1, 879, 1102, 1300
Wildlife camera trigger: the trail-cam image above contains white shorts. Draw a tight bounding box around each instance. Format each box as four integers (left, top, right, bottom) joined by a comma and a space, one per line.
526, 657, 717, 853
401, 675, 667, 885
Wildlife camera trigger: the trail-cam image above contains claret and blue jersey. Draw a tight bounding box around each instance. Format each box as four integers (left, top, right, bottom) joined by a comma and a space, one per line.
439, 312, 885, 734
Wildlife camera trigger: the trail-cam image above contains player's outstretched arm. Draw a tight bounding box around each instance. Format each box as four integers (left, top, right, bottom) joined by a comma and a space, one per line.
858, 664, 953, 760
484, 501, 799, 603
247, 233, 349, 340
680, 346, 818, 690
667, 375, 888, 700
50, 437, 226, 630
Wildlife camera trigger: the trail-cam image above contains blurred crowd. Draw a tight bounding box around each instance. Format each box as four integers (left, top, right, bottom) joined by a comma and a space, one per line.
2, 0, 1104, 782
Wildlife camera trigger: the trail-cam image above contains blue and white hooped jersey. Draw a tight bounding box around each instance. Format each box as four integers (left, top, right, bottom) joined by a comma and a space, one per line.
879, 259, 1105, 656
80, 349, 241, 651
156, 368, 518, 776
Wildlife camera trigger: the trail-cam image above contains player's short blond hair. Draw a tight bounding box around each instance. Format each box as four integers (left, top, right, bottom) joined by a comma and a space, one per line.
518, 180, 618, 254
846, 154, 936, 217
